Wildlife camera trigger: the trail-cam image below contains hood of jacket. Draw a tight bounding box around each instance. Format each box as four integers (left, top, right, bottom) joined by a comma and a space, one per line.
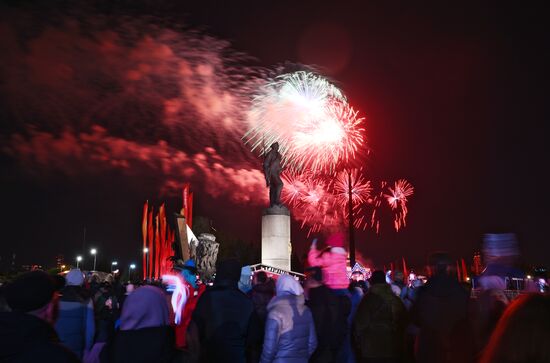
267, 294, 308, 335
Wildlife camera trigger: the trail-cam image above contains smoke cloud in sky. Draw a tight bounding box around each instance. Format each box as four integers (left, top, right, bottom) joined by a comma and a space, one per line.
4, 126, 267, 204
0, 10, 268, 204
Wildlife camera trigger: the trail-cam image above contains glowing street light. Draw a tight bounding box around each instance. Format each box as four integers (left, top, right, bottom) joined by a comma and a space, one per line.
90, 248, 97, 271
76, 255, 82, 269
129, 263, 136, 279
143, 247, 149, 278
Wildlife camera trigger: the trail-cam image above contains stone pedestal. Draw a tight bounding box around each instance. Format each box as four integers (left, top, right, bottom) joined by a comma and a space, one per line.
262, 206, 291, 271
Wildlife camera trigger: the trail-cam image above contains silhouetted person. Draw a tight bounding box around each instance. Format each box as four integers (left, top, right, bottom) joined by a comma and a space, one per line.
306, 267, 351, 363
410, 253, 474, 363
191, 259, 261, 363
0, 271, 79, 362
249, 271, 275, 329
55, 269, 95, 359
352, 270, 407, 363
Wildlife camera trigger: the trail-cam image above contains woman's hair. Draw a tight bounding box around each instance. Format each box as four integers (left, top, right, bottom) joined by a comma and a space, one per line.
480, 293, 550, 363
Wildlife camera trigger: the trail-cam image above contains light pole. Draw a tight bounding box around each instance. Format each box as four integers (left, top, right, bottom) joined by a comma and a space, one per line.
143, 247, 149, 279
111, 261, 118, 273
129, 263, 136, 280
90, 248, 97, 271
76, 255, 82, 269
347, 169, 356, 267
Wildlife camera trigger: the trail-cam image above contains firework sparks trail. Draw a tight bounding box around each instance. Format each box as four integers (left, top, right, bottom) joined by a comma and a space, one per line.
282, 169, 375, 235
281, 172, 339, 235
333, 169, 372, 206
244, 71, 365, 173
281, 172, 414, 234
384, 179, 414, 231
368, 181, 386, 234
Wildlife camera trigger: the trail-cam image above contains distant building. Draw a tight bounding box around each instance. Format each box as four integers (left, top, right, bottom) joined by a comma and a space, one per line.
56, 254, 64, 271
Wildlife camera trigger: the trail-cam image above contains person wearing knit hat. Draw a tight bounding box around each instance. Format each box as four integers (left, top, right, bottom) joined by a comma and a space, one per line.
65, 268, 85, 287
0, 271, 79, 362
54, 268, 95, 359
307, 232, 350, 291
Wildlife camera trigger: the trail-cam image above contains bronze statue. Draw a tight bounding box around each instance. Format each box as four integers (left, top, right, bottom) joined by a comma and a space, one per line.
263, 142, 284, 207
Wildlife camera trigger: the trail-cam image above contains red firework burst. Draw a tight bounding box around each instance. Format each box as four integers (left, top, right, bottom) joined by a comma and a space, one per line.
384, 179, 414, 231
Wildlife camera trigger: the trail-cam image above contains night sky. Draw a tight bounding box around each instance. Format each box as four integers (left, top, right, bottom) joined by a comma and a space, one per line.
1, 1, 548, 271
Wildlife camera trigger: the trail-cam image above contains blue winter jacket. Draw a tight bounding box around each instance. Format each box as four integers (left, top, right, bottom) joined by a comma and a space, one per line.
260, 294, 317, 363
54, 286, 95, 359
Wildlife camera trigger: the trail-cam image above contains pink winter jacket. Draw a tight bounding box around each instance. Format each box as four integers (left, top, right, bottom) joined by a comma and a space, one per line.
308, 247, 349, 289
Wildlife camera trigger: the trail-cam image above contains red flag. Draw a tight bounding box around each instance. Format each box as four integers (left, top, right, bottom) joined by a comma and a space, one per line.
182, 184, 189, 219
187, 192, 193, 228
165, 228, 174, 274
402, 257, 408, 284
147, 210, 154, 280
461, 258, 468, 282
159, 204, 166, 276
142, 201, 148, 280
155, 214, 160, 279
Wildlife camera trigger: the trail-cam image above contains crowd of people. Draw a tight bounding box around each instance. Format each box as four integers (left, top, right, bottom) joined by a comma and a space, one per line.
0, 232, 549, 363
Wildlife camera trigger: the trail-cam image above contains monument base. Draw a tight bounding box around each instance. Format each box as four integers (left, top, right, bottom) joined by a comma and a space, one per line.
261, 209, 291, 271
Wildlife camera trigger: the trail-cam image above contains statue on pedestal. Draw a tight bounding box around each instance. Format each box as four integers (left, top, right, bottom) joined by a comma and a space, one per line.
263, 142, 286, 211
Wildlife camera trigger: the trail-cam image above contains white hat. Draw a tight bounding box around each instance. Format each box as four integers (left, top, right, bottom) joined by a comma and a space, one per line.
66, 269, 85, 286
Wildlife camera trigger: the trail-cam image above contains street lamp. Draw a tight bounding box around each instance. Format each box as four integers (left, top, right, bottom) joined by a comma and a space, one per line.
76, 255, 82, 269
347, 169, 356, 267
111, 261, 118, 273
143, 248, 149, 279
129, 263, 136, 280
90, 248, 97, 271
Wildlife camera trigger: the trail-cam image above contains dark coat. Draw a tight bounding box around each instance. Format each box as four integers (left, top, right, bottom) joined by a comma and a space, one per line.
191, 281, 261, 363
307, 285, 351, 363
55, 285, 95, 359
352, 284, 407, 361
101, 326, 181, 363
0, 311, 79, 363
250, 280, 275, 324
260, 294, 317, 363
410, 273, 473, 363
